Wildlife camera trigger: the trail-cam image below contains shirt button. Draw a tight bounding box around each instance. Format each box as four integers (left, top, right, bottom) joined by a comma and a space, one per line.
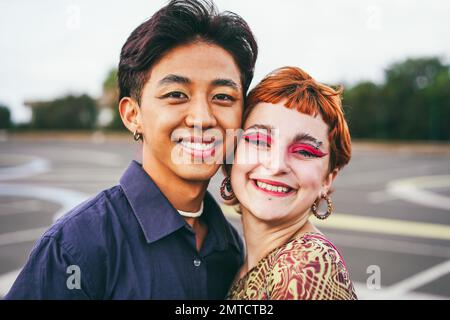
193, 259, 202, 267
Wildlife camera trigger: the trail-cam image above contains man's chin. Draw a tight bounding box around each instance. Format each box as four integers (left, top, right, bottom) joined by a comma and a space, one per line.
173, 163, 220, 182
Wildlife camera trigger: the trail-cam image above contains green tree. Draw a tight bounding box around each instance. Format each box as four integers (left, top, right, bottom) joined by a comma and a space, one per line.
343, 82, 384, 139
0, 104, 12, 129
31, 94, 98, 130
100, 68, 125, 130
344, 57, 450, 141
383, 57, 449, 140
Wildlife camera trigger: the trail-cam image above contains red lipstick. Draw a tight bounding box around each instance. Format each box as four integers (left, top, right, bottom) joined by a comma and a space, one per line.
251, 179, 295, 197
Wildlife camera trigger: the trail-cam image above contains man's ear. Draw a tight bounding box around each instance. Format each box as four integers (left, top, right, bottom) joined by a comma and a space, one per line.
321, 168, 339, 195
119, 97, 142, 134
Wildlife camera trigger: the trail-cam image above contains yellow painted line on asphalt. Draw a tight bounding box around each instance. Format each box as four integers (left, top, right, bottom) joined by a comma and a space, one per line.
221, 205, 450, 241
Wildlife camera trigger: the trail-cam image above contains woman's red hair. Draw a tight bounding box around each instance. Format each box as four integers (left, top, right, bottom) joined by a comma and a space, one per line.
244, 66, 351, 172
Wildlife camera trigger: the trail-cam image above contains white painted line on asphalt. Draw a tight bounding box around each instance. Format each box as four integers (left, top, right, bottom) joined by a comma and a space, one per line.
222, 205, 450, 241
35, 148, 125, 167
0, 156, 50, 181
27, 173, 121, 181
353, 282, 449, 300
324, 232, 450, 259
315, 213, 450, 241
0, 269, 20, 298
0, 227, 48, 247
0, 199, 49, 216
387, 260, 450, 295
0, 183, 89, 222
340, 164, 433, 187
387, 175, 450, 211
367, 190, 398, 203
0, 183, 90, 297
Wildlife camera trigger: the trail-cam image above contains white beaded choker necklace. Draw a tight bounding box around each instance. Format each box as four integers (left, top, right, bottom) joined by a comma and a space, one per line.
177, 201, 204, 218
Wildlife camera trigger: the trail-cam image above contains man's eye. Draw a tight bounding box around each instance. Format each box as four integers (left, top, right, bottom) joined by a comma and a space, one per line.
162, 91, 188, 99
213, 94, 235, 102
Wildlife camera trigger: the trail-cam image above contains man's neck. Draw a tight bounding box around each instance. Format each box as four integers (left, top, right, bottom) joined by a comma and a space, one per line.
142, 152, 210, 251
142, 155, 208, 213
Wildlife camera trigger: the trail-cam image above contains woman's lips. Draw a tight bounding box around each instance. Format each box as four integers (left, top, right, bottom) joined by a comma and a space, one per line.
251, 178, 295, 197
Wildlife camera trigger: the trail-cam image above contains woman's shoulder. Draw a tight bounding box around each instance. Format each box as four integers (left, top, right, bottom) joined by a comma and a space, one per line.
273, 232, 345, 266
267, 232, 357, 299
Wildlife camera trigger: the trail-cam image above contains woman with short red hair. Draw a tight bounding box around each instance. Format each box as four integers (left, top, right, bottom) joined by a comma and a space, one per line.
222, 67, 357, 300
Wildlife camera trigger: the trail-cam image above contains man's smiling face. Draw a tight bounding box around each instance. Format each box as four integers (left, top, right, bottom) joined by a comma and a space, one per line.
138, 41, 243, 182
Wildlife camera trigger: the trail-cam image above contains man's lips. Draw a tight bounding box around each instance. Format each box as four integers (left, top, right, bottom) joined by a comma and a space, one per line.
176, 136, 220, 158
177, 136, 215, 143
251, 178, 296, 197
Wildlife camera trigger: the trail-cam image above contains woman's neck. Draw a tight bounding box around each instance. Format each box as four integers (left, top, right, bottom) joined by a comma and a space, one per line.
241, 207, 318, 274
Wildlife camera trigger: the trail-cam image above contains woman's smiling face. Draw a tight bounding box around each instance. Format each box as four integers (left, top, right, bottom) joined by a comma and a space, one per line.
231, 101, 337, 223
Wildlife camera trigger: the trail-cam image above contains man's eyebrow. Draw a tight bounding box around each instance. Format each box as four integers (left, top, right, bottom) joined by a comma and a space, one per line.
293, 132, 323, 148
211, 78, 240, 90
157, 74, 191, 86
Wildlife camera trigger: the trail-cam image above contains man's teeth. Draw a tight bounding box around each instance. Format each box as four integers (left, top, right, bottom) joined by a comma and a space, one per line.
180, 141, 214, 150
256, 180, 290, 193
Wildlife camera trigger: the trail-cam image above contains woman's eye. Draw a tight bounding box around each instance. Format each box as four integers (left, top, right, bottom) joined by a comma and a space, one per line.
289, 144, 327, 158
243, 134, 271, 148
296, 149, 316, 158
245, 138, 267, 147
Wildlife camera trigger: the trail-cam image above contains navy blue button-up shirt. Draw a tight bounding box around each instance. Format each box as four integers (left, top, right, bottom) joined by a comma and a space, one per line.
6, 161, 243, 299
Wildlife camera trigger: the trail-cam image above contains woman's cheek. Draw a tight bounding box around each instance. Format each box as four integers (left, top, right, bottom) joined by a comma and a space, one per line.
230, 162, 249, 198
235, 141, 261, 165
291, 162, 324, 188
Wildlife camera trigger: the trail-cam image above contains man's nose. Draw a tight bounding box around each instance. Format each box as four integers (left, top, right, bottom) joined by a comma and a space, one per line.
185, 98, 217, 129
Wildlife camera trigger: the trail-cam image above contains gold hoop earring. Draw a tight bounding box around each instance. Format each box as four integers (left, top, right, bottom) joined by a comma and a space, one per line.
220, 176, 235, 201
133, 130, 142, 142
311, 194, 333, 220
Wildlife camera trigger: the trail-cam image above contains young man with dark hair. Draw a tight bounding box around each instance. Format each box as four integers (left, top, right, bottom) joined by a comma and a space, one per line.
6, 0, 257, 299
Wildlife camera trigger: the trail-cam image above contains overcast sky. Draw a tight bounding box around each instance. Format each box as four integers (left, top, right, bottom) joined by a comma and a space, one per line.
1, 0, 449, 123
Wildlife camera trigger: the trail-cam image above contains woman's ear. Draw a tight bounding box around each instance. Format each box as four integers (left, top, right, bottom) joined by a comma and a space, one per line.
119, 97, 142, 134
321, 168, 339, 195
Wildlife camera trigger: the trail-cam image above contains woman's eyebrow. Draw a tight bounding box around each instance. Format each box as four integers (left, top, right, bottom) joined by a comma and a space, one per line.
244, 124, 274, 134
292, 133, 323, 148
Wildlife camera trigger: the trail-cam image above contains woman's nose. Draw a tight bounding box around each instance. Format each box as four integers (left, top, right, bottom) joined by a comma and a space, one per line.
262, 146, 291, 175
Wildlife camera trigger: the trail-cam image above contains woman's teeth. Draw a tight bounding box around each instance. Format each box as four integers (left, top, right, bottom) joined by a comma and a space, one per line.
255, 180, 291, 193
180, 141, 214, 150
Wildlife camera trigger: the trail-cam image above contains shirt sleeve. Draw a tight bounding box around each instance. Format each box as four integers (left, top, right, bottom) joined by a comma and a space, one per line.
4, 235, 93, 300
266, 239, 356, 300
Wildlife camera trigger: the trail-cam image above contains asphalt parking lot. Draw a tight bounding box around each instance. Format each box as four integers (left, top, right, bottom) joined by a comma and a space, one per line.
1, 132, 449, 299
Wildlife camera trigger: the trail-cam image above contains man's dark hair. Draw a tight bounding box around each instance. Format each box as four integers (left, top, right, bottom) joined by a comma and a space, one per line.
118, 0, 258, 104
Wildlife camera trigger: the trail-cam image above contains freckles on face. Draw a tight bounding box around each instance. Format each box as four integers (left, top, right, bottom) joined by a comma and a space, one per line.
231, 102, 331, 221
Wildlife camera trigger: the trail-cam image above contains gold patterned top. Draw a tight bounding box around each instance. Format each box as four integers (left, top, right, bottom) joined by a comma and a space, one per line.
227, 232, 357, 300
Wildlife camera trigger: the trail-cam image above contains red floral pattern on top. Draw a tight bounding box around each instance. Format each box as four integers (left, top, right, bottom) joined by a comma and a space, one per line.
227, 233, 357, 300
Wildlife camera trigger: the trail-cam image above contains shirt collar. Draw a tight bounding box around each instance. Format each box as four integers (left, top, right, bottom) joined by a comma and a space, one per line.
119, 160, 185, 244
119, 161, 241, 252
